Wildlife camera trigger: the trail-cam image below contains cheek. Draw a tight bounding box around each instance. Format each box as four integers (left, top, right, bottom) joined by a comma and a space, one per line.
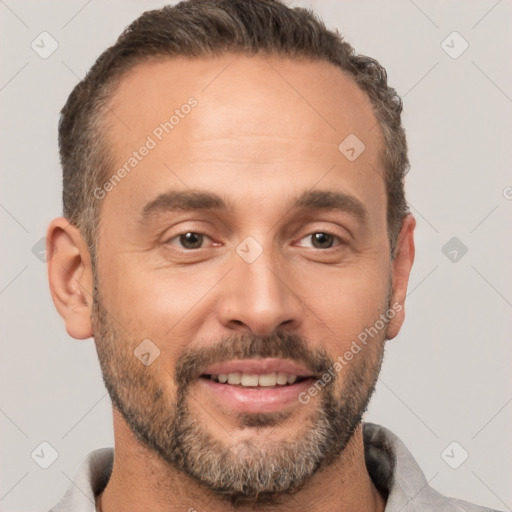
297, 261, 391, 342
98, 258, 224, 349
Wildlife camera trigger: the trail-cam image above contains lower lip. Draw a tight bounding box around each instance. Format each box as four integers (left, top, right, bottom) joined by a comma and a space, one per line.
198, 377, 314, 414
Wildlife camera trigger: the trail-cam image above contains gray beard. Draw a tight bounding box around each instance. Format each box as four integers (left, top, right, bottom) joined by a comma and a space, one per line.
91, 280, 385, 507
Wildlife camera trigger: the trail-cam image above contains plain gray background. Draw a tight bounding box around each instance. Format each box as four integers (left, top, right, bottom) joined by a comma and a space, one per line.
1, 1, 511, 511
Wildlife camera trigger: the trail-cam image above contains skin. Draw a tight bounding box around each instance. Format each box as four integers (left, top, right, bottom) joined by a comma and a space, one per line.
47, 54, 415, 512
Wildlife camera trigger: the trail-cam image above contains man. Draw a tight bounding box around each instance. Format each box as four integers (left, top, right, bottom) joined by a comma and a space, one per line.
46, 0, 500, 511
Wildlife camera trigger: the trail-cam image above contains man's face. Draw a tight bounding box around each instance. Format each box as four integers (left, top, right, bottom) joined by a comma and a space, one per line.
92, 55, 396, 504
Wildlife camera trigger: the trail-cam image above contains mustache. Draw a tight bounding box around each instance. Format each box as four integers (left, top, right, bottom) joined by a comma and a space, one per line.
174, 331, 334, 389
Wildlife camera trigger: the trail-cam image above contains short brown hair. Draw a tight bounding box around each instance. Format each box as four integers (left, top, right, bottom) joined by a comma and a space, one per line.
59, 0, 409, 259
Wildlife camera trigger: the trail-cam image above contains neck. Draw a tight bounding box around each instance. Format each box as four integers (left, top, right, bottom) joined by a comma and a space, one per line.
97, 409, 386, 512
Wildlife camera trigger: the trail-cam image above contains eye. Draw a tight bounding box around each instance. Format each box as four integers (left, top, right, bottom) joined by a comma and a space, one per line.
166, 232, 210, 250
298, 232, 343, 249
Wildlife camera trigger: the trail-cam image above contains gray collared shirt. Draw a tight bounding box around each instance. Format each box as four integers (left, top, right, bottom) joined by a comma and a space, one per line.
49, 422, 501, 511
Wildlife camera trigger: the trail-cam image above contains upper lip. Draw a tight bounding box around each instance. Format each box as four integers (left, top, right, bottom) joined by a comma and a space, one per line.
201, 358, 316, 378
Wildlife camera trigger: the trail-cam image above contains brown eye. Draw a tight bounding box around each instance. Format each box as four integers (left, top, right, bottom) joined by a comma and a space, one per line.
296, 231, 344, 250
311, 233, 335, 249
179, 232, 203, 249
167, 232, 206, 249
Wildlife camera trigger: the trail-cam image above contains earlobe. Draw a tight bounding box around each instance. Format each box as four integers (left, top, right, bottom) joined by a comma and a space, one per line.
46, 218, 94, 340
387, 214, 416, 340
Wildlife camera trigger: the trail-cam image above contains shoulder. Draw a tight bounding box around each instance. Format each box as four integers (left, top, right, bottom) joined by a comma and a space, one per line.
48, 447, 114, 512
362, 423, 503, 512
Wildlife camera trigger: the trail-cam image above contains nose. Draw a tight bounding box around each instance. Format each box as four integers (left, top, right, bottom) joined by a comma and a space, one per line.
216, 247, 303, 336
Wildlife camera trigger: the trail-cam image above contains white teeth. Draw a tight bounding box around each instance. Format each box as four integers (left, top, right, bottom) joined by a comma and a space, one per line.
227, 372, 241, 385
240, 374, 259, 386
258, 373, 277, 386
210, 371, 302, 386
276, 372, 288, 385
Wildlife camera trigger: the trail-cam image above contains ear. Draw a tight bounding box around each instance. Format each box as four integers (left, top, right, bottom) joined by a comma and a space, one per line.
46, 217, 94, 340
386, 213, 416, 340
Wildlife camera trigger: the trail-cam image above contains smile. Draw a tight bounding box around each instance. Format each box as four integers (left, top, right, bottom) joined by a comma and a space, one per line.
196, 358, 317, 413
202, 372, 307, 387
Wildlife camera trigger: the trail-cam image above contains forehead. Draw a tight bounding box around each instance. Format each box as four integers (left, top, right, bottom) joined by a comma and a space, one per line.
98, 54, 386, 229
104, 54, 382, 160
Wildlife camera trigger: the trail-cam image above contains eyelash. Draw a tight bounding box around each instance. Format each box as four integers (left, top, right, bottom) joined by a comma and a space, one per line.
165, 231, 346, 251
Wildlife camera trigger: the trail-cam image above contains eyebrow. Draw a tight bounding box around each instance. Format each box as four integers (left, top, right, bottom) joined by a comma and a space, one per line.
139, 189, 367, 224
294, 190, 367, 223
140, 191, 229, 224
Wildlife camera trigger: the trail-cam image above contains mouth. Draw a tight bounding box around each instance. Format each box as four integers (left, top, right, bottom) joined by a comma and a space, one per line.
196, 358, 317, 414
200, 372, 310, 387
